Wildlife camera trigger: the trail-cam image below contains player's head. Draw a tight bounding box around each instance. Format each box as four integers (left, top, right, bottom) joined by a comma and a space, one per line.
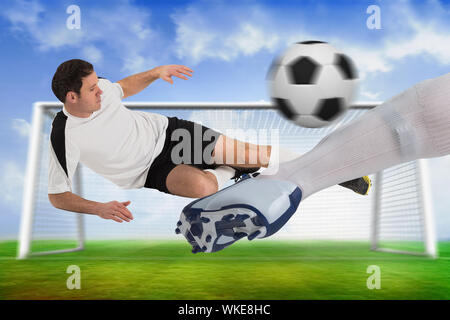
52, 59, 103, 115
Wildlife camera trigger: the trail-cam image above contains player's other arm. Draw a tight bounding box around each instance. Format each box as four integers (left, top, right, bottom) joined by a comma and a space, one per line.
116, 65, 193, 99
48, 192, 133, 223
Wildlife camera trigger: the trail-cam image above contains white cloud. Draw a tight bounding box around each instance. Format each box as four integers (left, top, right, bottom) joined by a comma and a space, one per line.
169, 1, 389, 77
82, 45, 103, 64
6, 0, 450, 78
368, 1, 450, 67
2, 0, 160, 73
4, 0, 44, 31
385, 26, 450, 65
341, 45, 392, 79
87, 4, 159, 73
121, 53, 157, 74
359, 85, 381, 100
225, 23, 278, 57
170, 0, 450, 79
346, 1, 450, 78
11, 118, 31, 138
172, 2, 280, 64
3, 0, 450, 88
3, 0, 85, 51
0, 161, 25, 207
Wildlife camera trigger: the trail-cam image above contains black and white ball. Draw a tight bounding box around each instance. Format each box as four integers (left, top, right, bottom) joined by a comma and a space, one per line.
267, 41, 358, 128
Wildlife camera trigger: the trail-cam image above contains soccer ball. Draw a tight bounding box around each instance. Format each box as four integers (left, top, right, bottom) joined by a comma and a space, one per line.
267, 41, 358, 128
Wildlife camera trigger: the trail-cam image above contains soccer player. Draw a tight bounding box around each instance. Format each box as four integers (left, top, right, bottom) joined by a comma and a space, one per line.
47, 59, 370, 223
177, 71, 450, 253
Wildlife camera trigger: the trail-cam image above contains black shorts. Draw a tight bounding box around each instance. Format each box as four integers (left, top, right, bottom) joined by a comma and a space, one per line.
144, 117, 221, 194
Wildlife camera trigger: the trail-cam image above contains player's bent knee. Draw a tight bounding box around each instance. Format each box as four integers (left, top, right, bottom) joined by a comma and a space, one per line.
192, 179, 218, 198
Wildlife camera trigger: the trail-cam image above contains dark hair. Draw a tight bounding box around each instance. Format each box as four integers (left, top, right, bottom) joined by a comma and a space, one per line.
51, 59, 94, 103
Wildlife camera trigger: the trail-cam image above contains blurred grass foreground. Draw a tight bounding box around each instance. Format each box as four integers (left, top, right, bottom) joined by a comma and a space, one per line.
0, 240, 449, 300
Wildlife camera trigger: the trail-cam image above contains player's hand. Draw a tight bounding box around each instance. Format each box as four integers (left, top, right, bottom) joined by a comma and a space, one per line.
97, 200, 134, 223
156, 65, 193, 84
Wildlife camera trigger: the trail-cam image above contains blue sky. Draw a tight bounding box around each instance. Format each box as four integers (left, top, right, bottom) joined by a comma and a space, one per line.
1, 0, 450, 240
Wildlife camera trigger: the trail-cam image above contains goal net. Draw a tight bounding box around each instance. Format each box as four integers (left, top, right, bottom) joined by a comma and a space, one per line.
17, 102, 437, 258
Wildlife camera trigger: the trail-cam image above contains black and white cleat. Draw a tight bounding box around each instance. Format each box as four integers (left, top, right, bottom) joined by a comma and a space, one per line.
176, 219, 203, 254
175, 175, 302, 253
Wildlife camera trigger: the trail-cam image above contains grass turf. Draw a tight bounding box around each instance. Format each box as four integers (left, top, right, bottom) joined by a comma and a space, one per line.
0, 240, 449, 300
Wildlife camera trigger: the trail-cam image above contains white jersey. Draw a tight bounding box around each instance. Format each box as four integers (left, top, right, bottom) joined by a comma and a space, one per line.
48, 78, 168, 194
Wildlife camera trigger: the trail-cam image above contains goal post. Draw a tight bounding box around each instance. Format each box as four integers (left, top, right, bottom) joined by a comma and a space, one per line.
17, 101, 438, 259
17, 102, 85, 259
371, 159, 437, 257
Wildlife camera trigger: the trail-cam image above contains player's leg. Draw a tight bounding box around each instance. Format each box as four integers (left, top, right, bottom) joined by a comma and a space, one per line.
177, 73, 450, 253
165, 164, 219, 198
260, 72, 450, 199
144, 117, 248, 196
211, 134, 271, 168
176, 73, 450, 253
212, 134, 299, 168
212, 134, 371, 194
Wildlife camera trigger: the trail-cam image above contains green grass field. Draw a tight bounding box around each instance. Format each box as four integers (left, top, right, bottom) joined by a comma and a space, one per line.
1, 240, 449, 300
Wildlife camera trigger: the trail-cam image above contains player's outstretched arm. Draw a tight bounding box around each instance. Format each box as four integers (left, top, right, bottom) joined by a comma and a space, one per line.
117, 65, 193, 99
48, 192, 133, 223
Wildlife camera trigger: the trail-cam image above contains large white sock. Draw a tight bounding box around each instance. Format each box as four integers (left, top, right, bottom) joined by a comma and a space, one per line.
260, 72, 450, 199
204, 166, 236, 189
265, 146, 300, 174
